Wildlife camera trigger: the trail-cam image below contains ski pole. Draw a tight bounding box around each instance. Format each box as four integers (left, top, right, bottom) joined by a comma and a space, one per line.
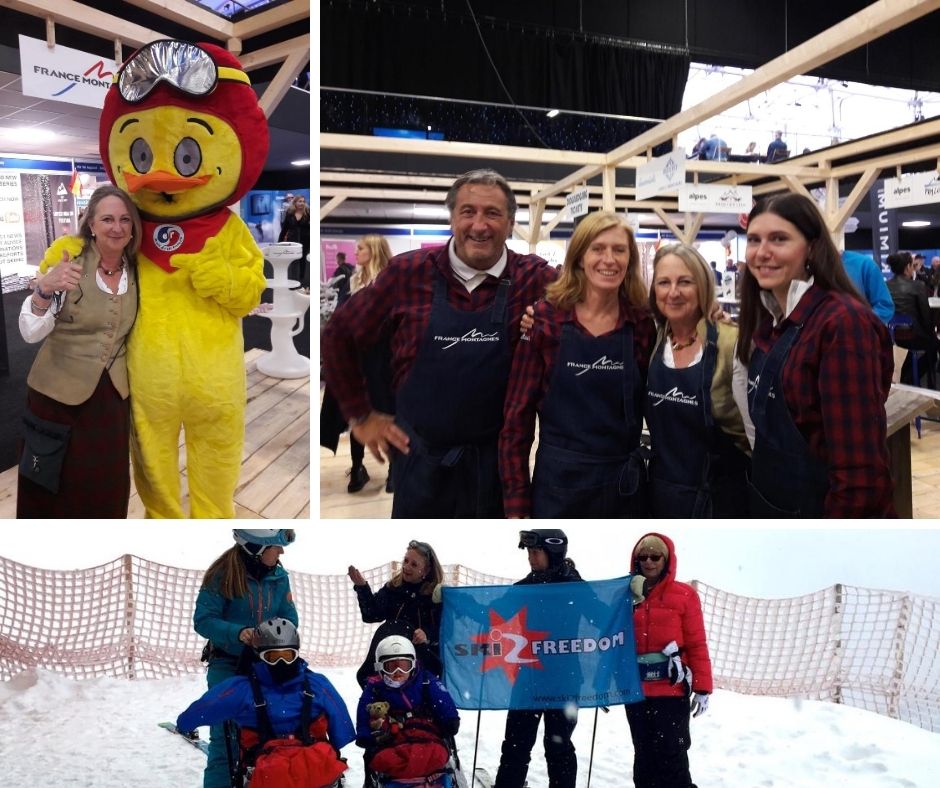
585, 706, 608, 788
471, 709, 483, 786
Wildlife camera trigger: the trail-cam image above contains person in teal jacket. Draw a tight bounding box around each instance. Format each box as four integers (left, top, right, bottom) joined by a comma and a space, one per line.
194, 529, 298, 788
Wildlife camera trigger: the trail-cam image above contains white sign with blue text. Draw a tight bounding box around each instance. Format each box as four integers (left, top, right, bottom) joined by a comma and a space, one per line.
883, 170, 940, 209
635, 148, 686, 201
18, 35, 116, 109
678, 183, 753, 213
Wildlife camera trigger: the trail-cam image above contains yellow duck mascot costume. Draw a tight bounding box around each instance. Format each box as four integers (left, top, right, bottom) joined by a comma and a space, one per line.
44, 40, 269, 517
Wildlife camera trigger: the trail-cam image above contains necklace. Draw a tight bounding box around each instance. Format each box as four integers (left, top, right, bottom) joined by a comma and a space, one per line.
670, 330, 698, 352
99, 262, 124, 276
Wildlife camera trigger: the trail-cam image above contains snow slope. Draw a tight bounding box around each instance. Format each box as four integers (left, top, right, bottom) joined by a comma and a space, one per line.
1, 666, 936, 788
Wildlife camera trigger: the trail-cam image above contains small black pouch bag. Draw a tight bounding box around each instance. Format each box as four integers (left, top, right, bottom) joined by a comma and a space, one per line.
19, 411, 71, 493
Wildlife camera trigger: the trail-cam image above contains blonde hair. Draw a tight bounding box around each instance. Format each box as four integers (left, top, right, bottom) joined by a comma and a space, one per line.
201, 546, 249, 600
388, 541, 444, 596
648, 243, 715, 327
351, 234, 392, 292
545, 211, 646, 310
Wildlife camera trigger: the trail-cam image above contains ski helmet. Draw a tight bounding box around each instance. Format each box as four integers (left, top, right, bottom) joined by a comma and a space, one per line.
518, 529, 568, 567
233, 529, 296, 555
255, 618, 300, 652
374, 634, 416, 675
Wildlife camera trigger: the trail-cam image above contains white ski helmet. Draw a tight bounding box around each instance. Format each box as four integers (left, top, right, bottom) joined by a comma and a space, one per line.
374, 634, 416, 675
233, 529, 296, 555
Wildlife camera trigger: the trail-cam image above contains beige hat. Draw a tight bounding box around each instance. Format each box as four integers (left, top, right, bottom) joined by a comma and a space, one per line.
634, 535, 669, 560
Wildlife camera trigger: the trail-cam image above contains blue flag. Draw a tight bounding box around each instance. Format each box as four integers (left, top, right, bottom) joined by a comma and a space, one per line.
441, 577, 643, 710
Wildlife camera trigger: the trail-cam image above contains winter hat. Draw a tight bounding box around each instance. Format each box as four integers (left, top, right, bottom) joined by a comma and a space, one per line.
634, 535, 669, 561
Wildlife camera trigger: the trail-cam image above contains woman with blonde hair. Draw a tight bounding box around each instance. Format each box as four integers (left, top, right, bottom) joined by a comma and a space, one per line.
499, 211, 656, 518
350, 233, 392, 293
645, 243, 749, 517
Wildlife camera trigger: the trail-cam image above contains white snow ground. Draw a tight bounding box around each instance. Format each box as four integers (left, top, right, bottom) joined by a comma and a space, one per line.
2, 665, 937, 788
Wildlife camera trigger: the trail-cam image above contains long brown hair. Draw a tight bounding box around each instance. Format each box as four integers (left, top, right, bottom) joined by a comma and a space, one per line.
736, 193, 862, 364
388, 540, 444, 596
201, 546, 249, 600
545, 211, 646, 311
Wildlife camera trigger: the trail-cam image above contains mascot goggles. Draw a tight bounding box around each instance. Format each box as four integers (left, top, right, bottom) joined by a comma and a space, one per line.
116, 39, 250, 103
259, 648, 299, 666
379, 656, 415, 677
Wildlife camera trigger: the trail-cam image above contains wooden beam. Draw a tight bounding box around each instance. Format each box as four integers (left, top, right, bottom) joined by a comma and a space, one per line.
119, 0, 234, 40
9, 0, 166, 47
653, 208, 685, 241
239, 35, 309, 72
256, 40, 309, 118
686, 213, 706, 243
233, 0, 310, 39
602, 166, 616, 212
783, 176, 816, 202
319, 195, 346, 221
528, 200, 545, 249
830, 167, 880, 232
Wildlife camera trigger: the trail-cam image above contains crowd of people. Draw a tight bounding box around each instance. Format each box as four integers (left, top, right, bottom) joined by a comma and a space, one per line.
177, 528, 713, 788
321, 168, 898, 519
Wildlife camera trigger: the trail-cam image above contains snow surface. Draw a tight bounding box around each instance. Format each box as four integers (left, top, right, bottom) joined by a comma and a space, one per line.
2, 665, 937, 788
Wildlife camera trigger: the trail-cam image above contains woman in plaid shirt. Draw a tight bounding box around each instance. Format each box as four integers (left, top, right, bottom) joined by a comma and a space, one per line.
499, 211, 656, 518
736, 193, 895, 517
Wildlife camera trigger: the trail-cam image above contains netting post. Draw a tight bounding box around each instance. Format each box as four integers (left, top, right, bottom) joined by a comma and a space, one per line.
888, 594, 912, 721
122, 554, 137, 680
830, 584, 845, 705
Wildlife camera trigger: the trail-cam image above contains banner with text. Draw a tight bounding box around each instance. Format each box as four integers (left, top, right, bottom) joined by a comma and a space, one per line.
442, 577, 643, 710
869, 179, 897, 269
883, 170, 940, 209
678, 183, 753, 213
635, 148, 686, 201
0, 172, 26, 270
19, 34, 115, 109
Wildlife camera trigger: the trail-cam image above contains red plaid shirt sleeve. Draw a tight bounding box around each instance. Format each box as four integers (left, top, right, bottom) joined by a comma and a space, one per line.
499, 298, 656, 519
759, 288, 895, 517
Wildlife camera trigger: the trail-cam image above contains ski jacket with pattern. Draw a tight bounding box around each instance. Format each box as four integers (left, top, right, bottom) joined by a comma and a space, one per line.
630, 532, 713, 697
177, 659, 356, 749
194, 563, 298, 658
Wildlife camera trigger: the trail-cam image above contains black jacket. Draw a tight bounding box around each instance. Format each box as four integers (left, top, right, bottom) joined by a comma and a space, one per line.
887, 275, 934, 341
516, 558, 582, 586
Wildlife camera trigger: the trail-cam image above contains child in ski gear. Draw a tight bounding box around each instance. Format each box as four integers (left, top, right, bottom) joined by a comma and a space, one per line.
493, 529, 582, 788
349, 539, 445, 686
355, 634, 460, 782
178, 617, 355, 788
193, 530, 299, 788
626, 533, 713, 788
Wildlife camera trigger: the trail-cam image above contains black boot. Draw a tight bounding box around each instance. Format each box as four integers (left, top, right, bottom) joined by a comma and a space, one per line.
347, 465, 370, 493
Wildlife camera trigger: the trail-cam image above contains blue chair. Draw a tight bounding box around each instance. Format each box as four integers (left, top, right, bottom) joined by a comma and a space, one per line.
888, 314, 923, 438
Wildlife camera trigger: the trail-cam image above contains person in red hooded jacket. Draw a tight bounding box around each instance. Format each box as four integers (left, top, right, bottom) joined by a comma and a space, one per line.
626, 533, 712, 788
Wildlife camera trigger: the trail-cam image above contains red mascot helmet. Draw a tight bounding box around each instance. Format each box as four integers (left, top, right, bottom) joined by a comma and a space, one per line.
99, 39, 269, 206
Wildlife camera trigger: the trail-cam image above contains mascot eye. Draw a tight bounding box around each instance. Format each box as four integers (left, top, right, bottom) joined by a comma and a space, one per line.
130, 138, 153, 173
174, 138, 202, 177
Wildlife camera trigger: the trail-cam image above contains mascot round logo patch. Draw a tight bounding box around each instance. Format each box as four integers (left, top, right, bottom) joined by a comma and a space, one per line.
154, 224, 185, 252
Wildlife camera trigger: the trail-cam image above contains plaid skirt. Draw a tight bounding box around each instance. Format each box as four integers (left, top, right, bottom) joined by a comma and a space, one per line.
16, 373, 130, 518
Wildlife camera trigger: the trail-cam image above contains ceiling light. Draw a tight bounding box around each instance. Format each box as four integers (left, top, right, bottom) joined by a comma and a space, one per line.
290, 159, 310, 166
0, 127, 56, 143
902, 220, 931, 228
413, 206, 449, 218
546, 109, 560, 118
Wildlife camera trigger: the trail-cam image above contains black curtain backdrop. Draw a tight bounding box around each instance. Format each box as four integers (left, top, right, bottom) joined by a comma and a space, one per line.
321, 2, 689, 152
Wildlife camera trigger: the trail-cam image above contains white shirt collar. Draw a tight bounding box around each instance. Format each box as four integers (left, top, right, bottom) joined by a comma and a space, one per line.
759, 276, 815, 325
448, 239, 507, 292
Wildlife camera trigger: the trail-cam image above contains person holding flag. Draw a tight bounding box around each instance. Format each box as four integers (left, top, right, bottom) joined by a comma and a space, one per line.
626, 533, 712, 788
493, 529, 582, 788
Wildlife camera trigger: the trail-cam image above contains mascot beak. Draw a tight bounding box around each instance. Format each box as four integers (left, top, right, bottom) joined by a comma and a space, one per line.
124, 170, 212, 194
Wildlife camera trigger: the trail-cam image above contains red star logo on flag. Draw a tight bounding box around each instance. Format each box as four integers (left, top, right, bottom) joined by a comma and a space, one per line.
472, 606, 550, 685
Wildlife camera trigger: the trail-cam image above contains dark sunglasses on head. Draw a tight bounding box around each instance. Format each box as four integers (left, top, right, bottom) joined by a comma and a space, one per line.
637, 554, 664, 562
408, 540, 432, 558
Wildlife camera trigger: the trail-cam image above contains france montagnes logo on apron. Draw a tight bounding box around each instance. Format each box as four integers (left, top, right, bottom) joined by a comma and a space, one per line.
566, 355, 624, 377
434, 329, 500, 350
648, 386, 699, 408
747, 373, 776, 400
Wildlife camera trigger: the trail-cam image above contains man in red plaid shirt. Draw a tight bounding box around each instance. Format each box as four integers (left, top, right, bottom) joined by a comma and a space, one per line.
322, 169, 556, 517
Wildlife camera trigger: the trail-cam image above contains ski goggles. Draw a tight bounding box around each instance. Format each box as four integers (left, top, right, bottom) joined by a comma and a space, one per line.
518, 531, 566, 549
379, 656, 415, 676
115, 39, 250, 104
259, 648, 299, 666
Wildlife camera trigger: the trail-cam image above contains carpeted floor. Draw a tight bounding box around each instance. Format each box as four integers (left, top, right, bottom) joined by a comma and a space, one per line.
0, 287, 310, 471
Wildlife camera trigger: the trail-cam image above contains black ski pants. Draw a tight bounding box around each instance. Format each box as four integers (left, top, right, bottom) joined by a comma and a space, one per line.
625, 696, 696, 788
493, 708, 577, 788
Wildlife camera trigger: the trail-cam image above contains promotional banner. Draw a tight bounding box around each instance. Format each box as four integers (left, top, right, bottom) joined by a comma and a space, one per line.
635, 148, 686, 201
442, 577, 643, 711
869, 179, 898, 269
0, 171, 26, 269
883, 170, 940, 209
18, 35, 115, 109
678, 183, 753, 213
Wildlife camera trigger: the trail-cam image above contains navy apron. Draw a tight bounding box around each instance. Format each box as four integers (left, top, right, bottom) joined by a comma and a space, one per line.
390, 271, 511, 518
646, 322, 749, 518
531, 319, 646, 518
746, 291, 829, 518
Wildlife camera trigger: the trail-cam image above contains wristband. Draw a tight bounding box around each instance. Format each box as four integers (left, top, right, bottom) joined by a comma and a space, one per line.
35, 284, 53, 300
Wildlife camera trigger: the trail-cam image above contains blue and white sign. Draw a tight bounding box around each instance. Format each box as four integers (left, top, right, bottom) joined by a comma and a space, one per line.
678, 183, 753, 213
19, 35, 116, 109
636, 148, 686, 201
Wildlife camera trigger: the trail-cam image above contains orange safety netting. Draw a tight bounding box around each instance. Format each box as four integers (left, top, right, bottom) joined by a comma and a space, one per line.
1, 555, 937, 732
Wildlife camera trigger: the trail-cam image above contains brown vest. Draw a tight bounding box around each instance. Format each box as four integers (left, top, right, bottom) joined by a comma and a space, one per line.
27, 247, 138, 405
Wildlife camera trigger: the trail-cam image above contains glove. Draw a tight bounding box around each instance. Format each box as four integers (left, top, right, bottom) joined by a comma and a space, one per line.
662, 640, 687, 686
171, 237, 233, 301
39, 235, 85, 274
690, 692, 710, 718
629, 575, 647, 605
432, 583, 443, 604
